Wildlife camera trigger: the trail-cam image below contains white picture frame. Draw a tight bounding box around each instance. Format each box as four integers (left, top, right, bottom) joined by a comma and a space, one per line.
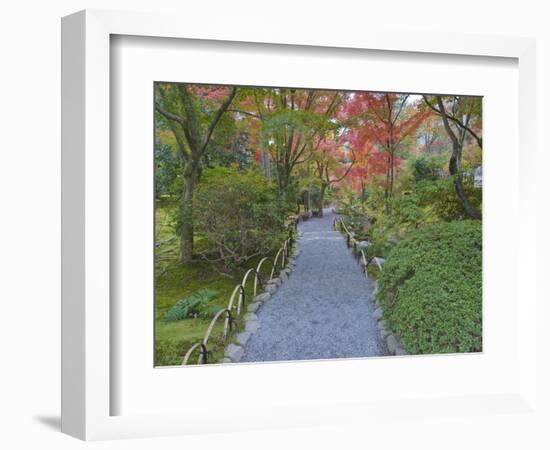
61, 9, 537, 441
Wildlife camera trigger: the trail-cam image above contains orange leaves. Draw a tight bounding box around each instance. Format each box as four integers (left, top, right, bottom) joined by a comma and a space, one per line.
340, 92, 430, 192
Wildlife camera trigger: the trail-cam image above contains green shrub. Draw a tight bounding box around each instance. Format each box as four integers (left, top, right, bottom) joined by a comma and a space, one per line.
410, 155, 445, 182
193, 166, 287, 270
364, 219, 395, 260
362, 194, 428, 260
337, 190, 369, 234
376, 221, 482, 354
155, 141, 182, 199
415, 177, 482, 221
163, 288, 219, 322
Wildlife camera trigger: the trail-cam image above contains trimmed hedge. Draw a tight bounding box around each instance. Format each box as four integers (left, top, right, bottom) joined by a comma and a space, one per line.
376, 221, 482, 354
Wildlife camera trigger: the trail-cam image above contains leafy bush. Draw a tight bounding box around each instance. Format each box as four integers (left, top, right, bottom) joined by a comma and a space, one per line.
365, 223, 395, 260
388, 193, 430, 228
410, 155, 445, 182
155, 141, 182, 199
415, 176, 482, 221
376, 221, 482, 354
163, 288, 219, 322
359, 193, 428, 259
337, 190, 368, 233
193, 166, 287, 270
359, 174, 481, 262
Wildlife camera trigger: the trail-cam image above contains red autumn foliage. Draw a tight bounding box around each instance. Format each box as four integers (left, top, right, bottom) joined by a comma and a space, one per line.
340, 93, 429, 195
188, 85, 232, 100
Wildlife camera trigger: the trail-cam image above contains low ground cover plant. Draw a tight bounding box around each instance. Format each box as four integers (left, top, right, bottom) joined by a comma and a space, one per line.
376, 221, 482, 354
163, 288, 219, 322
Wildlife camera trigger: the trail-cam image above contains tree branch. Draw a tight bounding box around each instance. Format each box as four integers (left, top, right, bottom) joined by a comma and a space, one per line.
324, 91, 341, 116
423, 96, 482, 148
392, 94, 409, 123
434, 96, 460, 149
226, 108, 261, 120
155, 102, 186, 128
199, 87, 238, 155
329, 147, 356, 184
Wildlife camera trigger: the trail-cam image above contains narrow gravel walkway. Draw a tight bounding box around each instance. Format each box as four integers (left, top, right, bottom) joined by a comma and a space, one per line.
242, 209, 384, 363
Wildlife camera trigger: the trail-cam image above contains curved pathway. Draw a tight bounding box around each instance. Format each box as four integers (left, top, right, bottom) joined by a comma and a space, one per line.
242, 209, 384, 363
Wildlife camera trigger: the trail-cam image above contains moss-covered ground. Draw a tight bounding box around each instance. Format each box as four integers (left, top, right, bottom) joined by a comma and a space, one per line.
155, 201, 288, 366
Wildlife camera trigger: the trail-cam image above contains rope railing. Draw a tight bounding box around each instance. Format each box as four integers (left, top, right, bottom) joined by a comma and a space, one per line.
203, 308, 233, 348
254, 257, 274, 295
182, 342, 208, 365
334, 217, 353, 248
226, 284, 244, 322
359, 248, 368, 278
181, 223, 297, 365
270, 247, 285, 280
241, 268, 262, 310
335, 217, 384, 274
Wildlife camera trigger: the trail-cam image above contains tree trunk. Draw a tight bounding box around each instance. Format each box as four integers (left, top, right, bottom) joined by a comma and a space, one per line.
389, 151, 395, 197
434, 96, 481, 220
277, 162, 292, 194
156, 85, 237, 264
179, 168, 197, 263
317, 183, 327, 217
384, 155, 391, 214
449, 147, 481, 220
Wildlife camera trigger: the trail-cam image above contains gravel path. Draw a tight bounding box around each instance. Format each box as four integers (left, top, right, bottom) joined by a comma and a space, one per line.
241, 209, 383, 363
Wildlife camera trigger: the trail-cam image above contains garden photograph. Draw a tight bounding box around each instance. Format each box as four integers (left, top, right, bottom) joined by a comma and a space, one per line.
154, 83, 482, 366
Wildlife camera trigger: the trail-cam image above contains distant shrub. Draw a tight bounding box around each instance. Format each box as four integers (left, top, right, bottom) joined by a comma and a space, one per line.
410, 155, 445, 182
376, 221, 482, 354
415, 177, 482, 221
155, 141, 182, 199
337, 190, 369, 233
365, 224, 396, 260
163, 288, 219, 322
193, 166, 286, 270
362, 194, 429, 260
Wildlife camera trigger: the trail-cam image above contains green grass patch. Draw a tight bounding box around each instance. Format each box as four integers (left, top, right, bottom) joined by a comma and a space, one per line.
155, 202, 288, 366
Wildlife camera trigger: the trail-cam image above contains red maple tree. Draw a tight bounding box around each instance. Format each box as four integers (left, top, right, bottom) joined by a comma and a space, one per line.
341, 92, 429, 209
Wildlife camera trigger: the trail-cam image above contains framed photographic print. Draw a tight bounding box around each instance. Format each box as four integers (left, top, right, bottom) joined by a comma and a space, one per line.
152, 82, 483, 367
62, 9, 537, 441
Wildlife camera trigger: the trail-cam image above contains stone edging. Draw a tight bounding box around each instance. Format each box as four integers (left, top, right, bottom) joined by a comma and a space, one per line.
370, 281, 409, 356
221, 240, 301, 363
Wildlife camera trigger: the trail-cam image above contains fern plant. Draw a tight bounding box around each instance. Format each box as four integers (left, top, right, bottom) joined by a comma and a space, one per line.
163, 288, 218, 322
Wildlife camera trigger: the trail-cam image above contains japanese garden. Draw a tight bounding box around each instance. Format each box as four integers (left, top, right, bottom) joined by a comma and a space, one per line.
154, 83, 482, 366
